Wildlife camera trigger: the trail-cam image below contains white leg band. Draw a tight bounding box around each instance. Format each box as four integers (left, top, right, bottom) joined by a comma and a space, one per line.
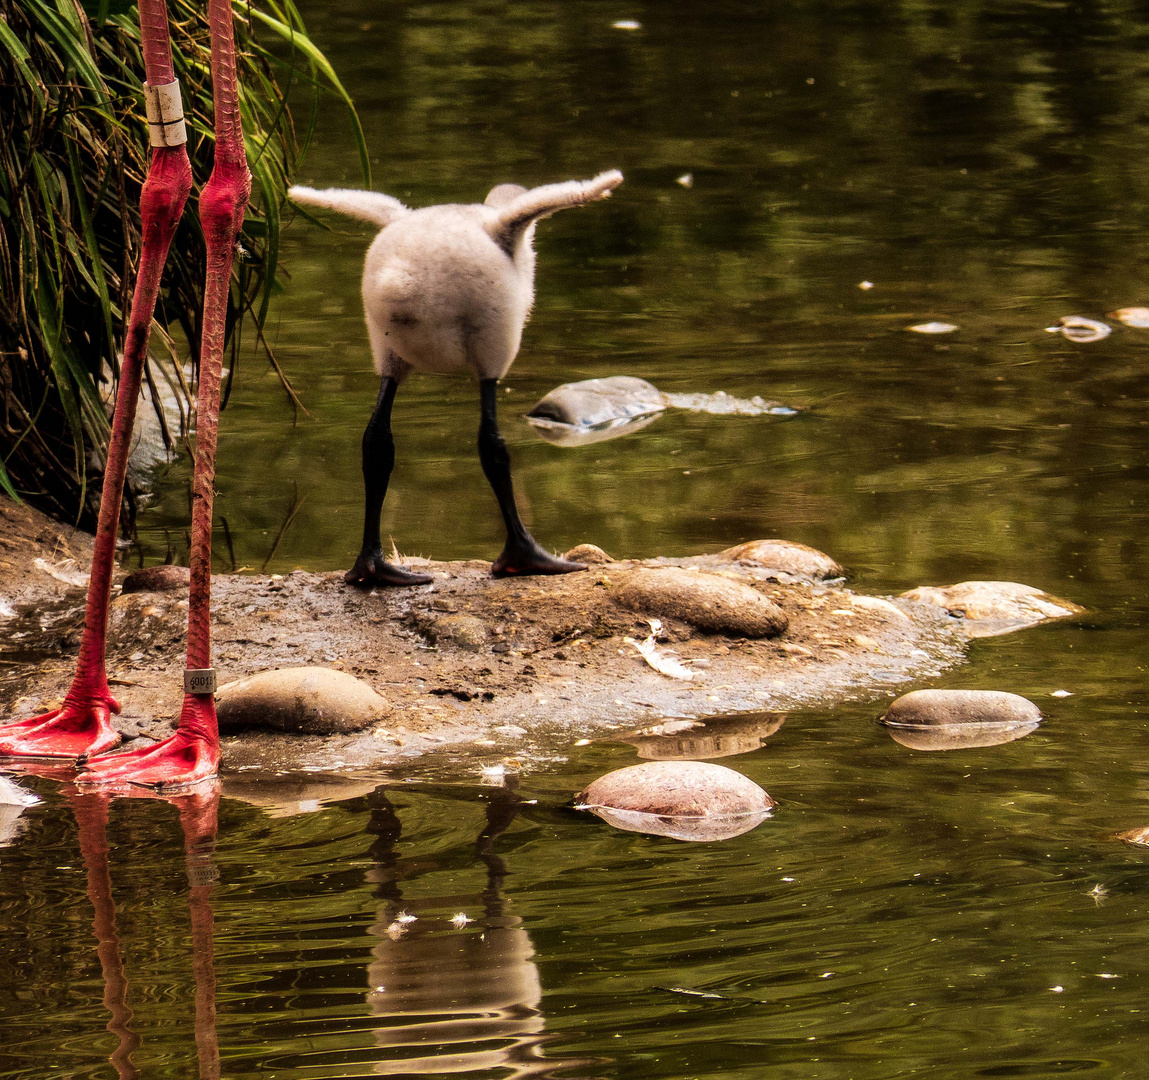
144, 79, 187, 148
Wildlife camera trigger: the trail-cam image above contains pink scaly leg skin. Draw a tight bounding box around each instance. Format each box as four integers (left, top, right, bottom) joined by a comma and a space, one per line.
0, 0, 191, 762
77, 695, 220, 790
81, 0, 249, 789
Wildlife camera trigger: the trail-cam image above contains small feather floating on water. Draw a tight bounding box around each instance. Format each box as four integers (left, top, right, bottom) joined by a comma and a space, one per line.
657, 986, 769, 1004
676, 173, 694, 188
394, 910, 417, 924
858, 280, 875, 290
451, 912, 472, 928
907, 321, 959, 334
385, 921, 408, 940
1044, 316, 1111, 343
0, 776, 39, 807
1107, 306, 1149, 328
612, 19, 641, 29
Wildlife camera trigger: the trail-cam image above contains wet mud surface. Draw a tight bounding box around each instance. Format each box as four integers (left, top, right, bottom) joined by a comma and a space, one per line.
1, 496, 998, 772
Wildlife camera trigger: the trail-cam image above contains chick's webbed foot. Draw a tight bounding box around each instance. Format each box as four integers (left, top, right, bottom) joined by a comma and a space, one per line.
492, 536, 587, 578
345, 547, 433, 587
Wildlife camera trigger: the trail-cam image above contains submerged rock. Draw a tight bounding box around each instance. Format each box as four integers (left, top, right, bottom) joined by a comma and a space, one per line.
899, 580, 1083, 638
216, 666, 389, 735
880, 689, 1041, 751
614, 567, 787, 638
575, 760, 773, 842
717, 539, 843, 581
121, 564, 190, 594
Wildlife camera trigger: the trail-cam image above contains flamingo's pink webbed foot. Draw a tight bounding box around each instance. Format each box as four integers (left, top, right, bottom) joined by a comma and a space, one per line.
78, 695, 219, 790
0, 697, 121, 760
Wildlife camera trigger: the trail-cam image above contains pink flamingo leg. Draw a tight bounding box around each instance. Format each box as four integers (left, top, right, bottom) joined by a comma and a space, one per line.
80, 0, 249, 788
0, 0, 192, 761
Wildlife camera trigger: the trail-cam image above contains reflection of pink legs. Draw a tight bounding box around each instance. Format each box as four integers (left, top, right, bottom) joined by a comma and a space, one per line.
0, 0, 191, 762
81, 0, 249, 789
180, 792, 222, 1080
72, 792, 142, 1080
72, 787, 221, 1078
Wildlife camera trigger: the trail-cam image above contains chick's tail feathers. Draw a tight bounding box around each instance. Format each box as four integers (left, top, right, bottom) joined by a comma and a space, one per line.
492, 170, 623, 245
287, 186, 409, 228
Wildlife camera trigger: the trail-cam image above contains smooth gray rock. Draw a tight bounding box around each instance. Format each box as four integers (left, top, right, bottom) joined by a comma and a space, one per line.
614, 567, 787, 638
526, 376, 666, 446
882, 689, 1041, 727
216, 666, 388, 735
576, 760, 773, 842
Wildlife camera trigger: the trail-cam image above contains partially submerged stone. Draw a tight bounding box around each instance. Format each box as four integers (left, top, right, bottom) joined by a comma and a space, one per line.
526, 376, 666, 446
614, 567, 788, 638
717, 539, 843, 581
121, 564, 190, 594
563, 543, 614, 565
880, 689, 1041, 751
216, 666, 389, 735
621, 713, 786, 760
576, 760, 773, 842
899, 580, 1083, 638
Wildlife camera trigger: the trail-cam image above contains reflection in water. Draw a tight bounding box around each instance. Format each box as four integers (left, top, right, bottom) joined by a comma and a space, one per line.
365, 787, 587, 1078
881, 719, 1040, 752
620, 713, 787, 760
69, 786, 221, 1080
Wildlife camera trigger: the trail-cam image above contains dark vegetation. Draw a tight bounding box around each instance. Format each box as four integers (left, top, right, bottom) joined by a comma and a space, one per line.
0, 0, 366, 526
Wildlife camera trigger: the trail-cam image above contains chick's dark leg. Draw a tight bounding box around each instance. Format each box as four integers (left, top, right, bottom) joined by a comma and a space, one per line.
478, 378, 586, 577
346, 374, 433, 587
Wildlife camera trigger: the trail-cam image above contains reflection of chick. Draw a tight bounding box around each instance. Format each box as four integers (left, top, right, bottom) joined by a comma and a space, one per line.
363, 789, 571, 1078
289, 172, 623, 587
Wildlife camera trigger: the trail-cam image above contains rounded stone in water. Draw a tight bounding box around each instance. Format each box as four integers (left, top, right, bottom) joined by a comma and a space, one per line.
575, 760, 773, 842
880, 689, 1041, 751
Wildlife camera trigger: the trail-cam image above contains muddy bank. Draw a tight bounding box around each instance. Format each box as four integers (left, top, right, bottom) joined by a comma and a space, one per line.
0, 496, 1071, 772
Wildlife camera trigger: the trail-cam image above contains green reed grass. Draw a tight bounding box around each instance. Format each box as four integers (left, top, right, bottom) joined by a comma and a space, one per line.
0, 0, 367, 525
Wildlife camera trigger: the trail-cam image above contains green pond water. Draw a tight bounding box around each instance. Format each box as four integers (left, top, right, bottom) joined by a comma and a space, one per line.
4, 0, 1149, 1075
